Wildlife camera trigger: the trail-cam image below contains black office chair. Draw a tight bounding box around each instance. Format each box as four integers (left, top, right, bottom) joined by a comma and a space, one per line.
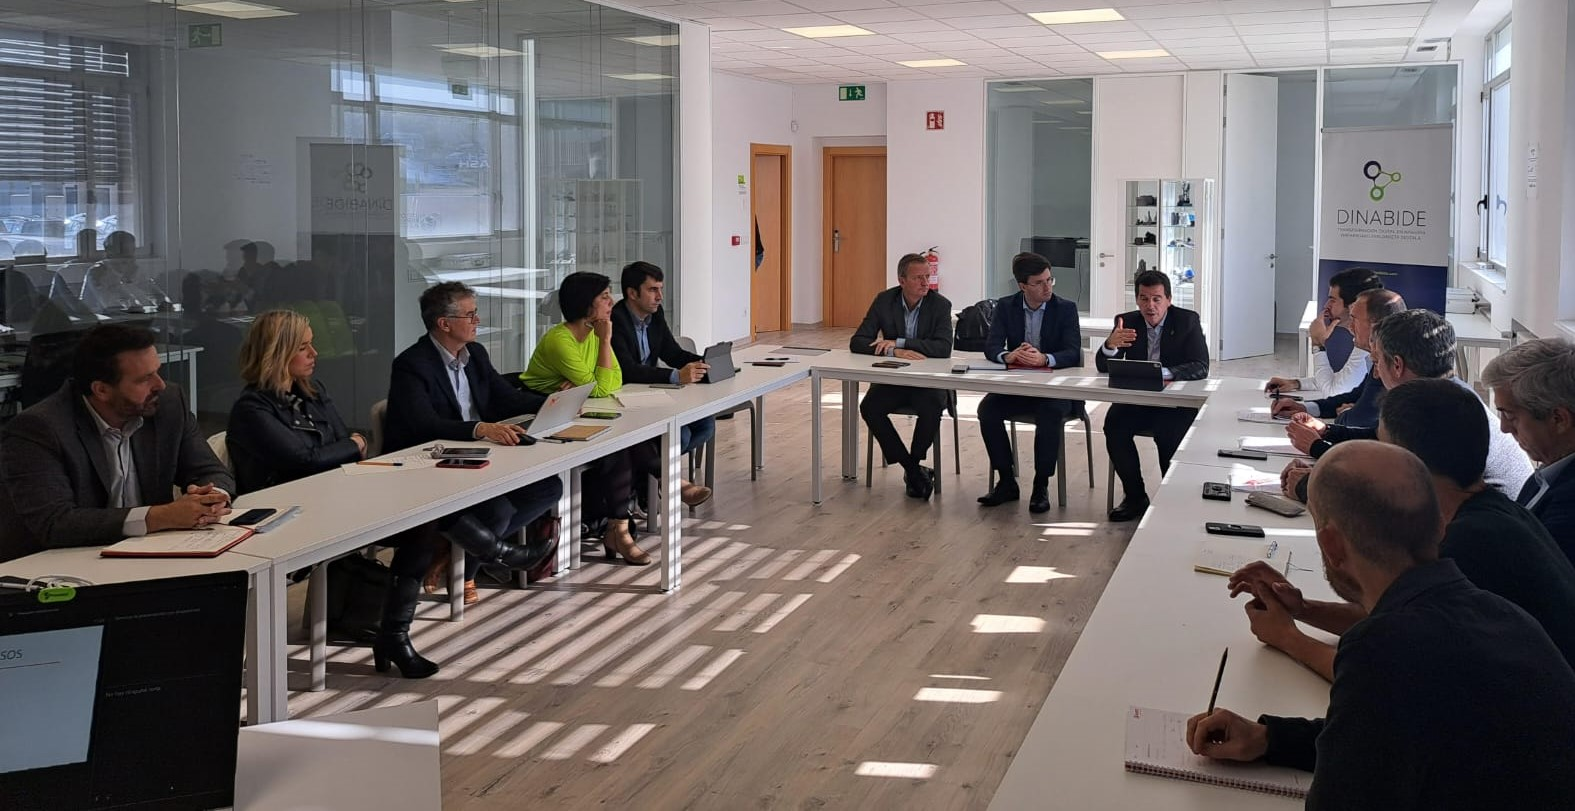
864, 390, 961, 496
989, 402, 1096, 508
18, 329, 85, 409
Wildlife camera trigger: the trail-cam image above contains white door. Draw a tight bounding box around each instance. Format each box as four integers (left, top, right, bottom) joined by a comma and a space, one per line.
1220, 73, 1279, 359
1091, 75, 1183, 320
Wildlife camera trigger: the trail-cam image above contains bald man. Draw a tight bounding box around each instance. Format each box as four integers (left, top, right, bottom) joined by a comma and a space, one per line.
1193, 442, 1575, 810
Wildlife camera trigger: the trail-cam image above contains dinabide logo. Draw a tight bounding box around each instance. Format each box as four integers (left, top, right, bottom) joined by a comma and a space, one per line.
1337, 158, 1425, 228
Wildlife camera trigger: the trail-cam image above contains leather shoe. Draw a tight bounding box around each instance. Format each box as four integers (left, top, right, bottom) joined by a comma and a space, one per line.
1109, 495, 1150, 522
904, 466, 934, 500
1029, 486, 1051, 514
977, 478, 1019, 507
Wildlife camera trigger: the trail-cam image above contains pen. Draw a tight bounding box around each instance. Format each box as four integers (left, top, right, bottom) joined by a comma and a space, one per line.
1283, 550, 1294, 578
1207, 647, 1229, 716
1269, 392, 1303, 402
357, 461, 402, 467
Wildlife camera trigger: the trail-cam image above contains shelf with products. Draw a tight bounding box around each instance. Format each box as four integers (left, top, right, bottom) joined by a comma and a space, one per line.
1116, 178, 1212, 315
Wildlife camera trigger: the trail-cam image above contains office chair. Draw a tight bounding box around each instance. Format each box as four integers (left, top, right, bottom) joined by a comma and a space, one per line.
18, 329, 85, 409
989, 402, 1096, 508
863, 390, 961, 496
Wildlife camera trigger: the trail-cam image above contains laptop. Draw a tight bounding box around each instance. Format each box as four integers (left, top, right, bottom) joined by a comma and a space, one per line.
701, 341, 736, 383
1107, 358, 1166, 392
505, 382, 595, 439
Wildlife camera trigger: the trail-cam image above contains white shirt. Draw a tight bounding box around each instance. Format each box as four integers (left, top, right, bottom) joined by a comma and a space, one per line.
1297, 347, 1371, 398
83, 398, 149, 537
430, 335, 478, 422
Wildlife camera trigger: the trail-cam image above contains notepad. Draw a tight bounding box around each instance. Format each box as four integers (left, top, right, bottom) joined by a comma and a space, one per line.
1124, 707, 1311, 798
1239, 436, 1309, 458
1228, 467, 1281, 493
614, 389, 672, 408
1236, 407, 1289, 424
1193, 538, 1278, 576
101, 525, 254, 558
548, 423, 610, 442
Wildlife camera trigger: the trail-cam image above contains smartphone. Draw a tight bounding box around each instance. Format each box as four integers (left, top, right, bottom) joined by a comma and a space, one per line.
1218, 448, 1270, 461
1205, 522, 1266, 538
872, 360, 910, 369
229, 507, 277, 526
650, 382, 684, 389
1246, 492, 1307, 517
437, 446, 490, 459
580, 410, 621, 420
751, 361, 787, 367
437, 458, 490, 469
1201, 482, 1232, 502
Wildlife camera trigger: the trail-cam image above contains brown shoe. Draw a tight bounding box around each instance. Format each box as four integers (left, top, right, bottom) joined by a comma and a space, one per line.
679, 481, 713, 508
463, 579, 479, 605
601, 519, 651, 566
422, 544, 450, 594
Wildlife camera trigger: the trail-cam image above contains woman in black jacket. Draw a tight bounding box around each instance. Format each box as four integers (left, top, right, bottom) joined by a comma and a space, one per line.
226, 310, 437, 679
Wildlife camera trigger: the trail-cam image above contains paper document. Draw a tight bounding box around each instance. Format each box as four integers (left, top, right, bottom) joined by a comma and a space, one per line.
1193, 538, 1279, 576
1228, 467, 1282, 493
340, 449, 440, 475
1239, 436, 1309, 458
0, 627, 103, 775
101, 524, 253, 558
614, 389, 672, 408
1237, 407, 1289, 424
1125, 707, 1311, 797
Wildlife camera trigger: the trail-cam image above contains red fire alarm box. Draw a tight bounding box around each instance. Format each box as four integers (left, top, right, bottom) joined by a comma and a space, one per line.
926, 111, 944, 131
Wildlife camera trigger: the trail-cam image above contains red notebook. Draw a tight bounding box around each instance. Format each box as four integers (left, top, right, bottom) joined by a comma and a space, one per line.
100, 525, 254, 558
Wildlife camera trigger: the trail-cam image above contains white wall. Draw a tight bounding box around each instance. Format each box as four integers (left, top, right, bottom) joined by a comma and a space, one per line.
1508, 0, 1570, 337
1275, 76, 1317, 334
680, 20, 717, 346
708, 71, 792, 342
887, 78, 986, 311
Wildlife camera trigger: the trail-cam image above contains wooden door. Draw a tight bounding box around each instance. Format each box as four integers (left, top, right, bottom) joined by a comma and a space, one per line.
823, 147, 886, 328
751, 146, 790, 335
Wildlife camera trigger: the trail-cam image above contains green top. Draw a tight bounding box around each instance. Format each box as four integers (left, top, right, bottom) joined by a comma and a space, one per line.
521, 323, 622, 397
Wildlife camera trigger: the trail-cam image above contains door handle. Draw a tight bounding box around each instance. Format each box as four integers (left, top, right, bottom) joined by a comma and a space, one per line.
1098, 252, 1115, 258
832, 229, 842, 253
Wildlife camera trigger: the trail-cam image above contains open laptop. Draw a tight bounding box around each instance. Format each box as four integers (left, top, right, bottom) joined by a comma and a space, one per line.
1107, 358, 1166, 392
701, 341, 736, 383
504, 381, 595, 439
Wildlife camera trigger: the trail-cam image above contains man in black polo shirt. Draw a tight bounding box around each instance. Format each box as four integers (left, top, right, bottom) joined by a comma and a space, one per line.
1193, 441, 1575, 810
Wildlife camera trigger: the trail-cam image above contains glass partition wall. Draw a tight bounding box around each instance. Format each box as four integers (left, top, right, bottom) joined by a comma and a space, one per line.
0, 0, 679, 433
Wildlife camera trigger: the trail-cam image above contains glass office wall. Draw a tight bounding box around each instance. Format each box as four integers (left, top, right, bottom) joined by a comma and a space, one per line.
984, 78, 1093, 309
0, 0, 678, 433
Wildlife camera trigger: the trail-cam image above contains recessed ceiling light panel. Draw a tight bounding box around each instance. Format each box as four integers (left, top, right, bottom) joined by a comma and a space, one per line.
782, 25, 874, 39
1028, 8, 1124, 25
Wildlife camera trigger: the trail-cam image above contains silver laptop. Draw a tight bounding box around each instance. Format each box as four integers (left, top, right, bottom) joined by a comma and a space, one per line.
503, 382, 594, 438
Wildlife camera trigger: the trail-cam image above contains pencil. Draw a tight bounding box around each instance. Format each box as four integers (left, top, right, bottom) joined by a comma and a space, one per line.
1207, 648, 1229, 715
357, 461, 402, 467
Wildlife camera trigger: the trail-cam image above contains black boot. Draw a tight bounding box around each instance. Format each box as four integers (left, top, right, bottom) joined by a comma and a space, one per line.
441, 514, 538, 569
372, 575, 439, 679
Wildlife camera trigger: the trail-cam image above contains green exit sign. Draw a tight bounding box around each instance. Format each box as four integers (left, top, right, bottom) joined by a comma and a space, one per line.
838, 85, 866, 102
188, 23, 222, 49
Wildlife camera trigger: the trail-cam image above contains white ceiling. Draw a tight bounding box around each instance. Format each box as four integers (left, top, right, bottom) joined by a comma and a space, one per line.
606, 0, 1485, 84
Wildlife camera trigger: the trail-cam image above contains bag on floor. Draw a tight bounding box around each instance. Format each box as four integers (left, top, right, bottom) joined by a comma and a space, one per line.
312, 553, 390, 643
954, 298, 998, 353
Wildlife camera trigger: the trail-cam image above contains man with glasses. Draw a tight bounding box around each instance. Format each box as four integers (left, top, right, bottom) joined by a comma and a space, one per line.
976, 252, 1083, 514
384, 282, 564, 594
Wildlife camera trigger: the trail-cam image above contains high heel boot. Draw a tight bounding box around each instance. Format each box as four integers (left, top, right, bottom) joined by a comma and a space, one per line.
441, 514, 542, 570
601, 518, 651, 566
372, 575, 439, 679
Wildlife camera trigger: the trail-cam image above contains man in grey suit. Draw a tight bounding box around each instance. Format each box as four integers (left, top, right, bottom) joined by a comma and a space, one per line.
850, 253, 953, 500
0, 323, 234, 562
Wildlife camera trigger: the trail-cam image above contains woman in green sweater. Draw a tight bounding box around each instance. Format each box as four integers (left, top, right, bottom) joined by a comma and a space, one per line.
522, 272, 651, 564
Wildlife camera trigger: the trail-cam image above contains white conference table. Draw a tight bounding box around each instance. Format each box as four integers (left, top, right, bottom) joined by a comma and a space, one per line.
0, 546, 278, 726
988, 459, 1338, 809
1297, 300, 1509, 382
1170, 381, 1313, 471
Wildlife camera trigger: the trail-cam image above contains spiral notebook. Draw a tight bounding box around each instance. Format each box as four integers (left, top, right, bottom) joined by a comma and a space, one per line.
1124, 707, 1311, 798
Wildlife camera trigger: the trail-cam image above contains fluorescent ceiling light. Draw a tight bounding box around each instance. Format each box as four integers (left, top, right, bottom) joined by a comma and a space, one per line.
1039, 98, 1085, 105
1028, 8, 1124, 25
435, 44, 524, 58
161, 0, 296, 18
1097, 48, 1170, 59
605, 72, 673, 81
992, 83, 1048, 92
898, 58, 966, 68
1329, 0, 1430, 6
782, 25, 874, 39
620, 35, 680, 47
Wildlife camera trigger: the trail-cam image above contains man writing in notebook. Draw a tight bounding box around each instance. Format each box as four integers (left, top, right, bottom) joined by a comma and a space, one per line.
1188, 441, 1575, 809
0, 324, 234, 562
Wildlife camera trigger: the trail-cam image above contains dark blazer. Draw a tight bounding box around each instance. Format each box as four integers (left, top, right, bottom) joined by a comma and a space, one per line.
609, 299, 702, 384
851, 287, 954, 358
0, 383, 234, 562
1311, 370, 1384, 427
985, 292, 1080, 367
1521, 458, 1575, 565
383, 336, 545, 453
1093, 306, 1209, 381
226, 379, 360, 495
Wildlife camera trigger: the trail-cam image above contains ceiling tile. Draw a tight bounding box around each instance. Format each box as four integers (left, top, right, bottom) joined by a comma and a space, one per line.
859, 18, 953, 32
1219, 0, 1326, 11
831, 8, 928, 23
961, 14, 1045, 28
1034, 20, 1141, 36
916, 1, 1018, 19
1235, 24, 1328, 37
1241, 32, 1328, 44
1327, 5, 1428, 21
787, 0, 897, 11
748, 13, 843, 26
1327, 17, 1421, 32
892, 30, 984, 43
706, 17, 768, 30
1230, 9, 1327, 25
704, 0, 804, 15
1114, 2, 1227, 20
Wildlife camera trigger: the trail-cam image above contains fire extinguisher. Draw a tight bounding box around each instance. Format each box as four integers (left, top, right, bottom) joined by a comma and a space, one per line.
922, 246, 940, 292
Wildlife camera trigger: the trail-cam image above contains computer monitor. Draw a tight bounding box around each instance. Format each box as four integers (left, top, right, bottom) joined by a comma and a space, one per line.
0, 571, 249, 810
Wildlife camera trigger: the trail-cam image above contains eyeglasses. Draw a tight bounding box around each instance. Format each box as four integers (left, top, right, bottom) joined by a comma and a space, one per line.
444, 310, 481, 322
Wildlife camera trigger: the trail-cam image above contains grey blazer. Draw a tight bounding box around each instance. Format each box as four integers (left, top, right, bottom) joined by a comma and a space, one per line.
0, 382, 234, 562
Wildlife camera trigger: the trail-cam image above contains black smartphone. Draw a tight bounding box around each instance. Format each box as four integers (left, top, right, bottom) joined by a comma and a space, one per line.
581, 410, 621, 420
1218, 448, 1270, 461
1201, 482, 1232, 502
751, 361, 787, 367
650, 382, 684, 389
229, 507, 277, 526
1205, 522, 1266, 538
872, 360, 910, 369
437, 458, 491, 469
437, 446, 491, 459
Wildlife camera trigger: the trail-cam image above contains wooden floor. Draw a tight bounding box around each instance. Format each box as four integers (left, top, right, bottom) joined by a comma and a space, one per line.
280, 326, 1296, 809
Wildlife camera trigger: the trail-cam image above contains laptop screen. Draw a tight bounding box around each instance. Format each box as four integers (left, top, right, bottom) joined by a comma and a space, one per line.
0, 571, 248, 810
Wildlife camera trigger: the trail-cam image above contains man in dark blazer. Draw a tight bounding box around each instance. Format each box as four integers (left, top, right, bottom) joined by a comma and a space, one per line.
850, 254, 953, 500
1096, 270, 1209, 521
0, 324, 234, 562
977, 252, 1083, 514
1483, 337, 1575, 564
611, 261, 715, 456
384, 282, 563, 576
1270, 289, 1406, 427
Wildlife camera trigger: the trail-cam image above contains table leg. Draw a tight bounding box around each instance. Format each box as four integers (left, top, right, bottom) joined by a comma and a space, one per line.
752, 396, 765, 471
569, 467, 584, 570
186, 350, 199, 413
841, 380, 859, 481
556, 470, 574, 573
812, 373, 823, 504
266, 567, 289, 722
660, 420, 683, 592
309, 563, 327, 691
447, 541, 464, 622
245, 572, 272, 725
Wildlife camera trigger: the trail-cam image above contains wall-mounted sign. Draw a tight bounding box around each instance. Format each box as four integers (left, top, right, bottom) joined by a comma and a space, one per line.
838, 85, 866, 102
188, 23, 222, 49
926, 111, 945, 131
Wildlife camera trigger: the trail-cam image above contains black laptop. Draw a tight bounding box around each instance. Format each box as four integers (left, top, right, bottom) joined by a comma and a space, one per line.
1107, 358, 1165, 392
701, 341, 736, 383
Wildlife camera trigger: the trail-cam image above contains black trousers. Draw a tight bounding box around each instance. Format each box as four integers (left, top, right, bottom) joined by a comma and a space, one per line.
459, 478, 564, 581
1104, 404, 1199, 499
978, 394, 1076, 478
860, 384, 948, 470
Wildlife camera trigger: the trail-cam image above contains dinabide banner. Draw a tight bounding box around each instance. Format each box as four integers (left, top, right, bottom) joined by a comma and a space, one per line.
1318, 124, 1453, 314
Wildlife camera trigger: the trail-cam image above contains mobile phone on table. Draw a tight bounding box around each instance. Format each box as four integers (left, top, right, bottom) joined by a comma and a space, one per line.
1201, 482, 1232, 502
436, 446, 490, 459
437, 458, 491, 470
581, 410, 621, 420
872, 360, 910, 369
1218, 448, 1269, 461
751, 361, 787, 367
229, 507, 277, 526
650, 382, 684, 389
1205, 522, 1266, 538
1246, 492, 1306, 517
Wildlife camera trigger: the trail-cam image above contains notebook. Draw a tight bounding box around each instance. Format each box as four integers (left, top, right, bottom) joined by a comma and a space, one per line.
1228, 467, 1282, 493
1236, 407, 1290, 425
614, 389, 672, 408
1193, 538, 1279, 576
101, 525, 254, 558
1124, 707, 1311, 798
547, 423, 610, 442
1239, 436, 1309, 458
